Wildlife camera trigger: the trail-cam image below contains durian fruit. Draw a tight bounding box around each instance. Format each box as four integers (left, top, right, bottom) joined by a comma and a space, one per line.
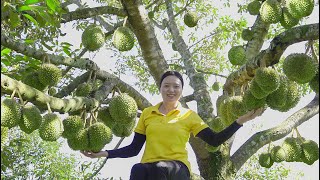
39, 113, 63, 141
280, 7, 300, 29
228, 46, 247, 66
88, 122, 113, 152
112, 120, 135, 137
228, 96, 247, 118
67, 129, 89, 151
247, 0, 262, 15
148, 11, 154, 19
112, 26, 135, 51
97, 107, 116, 129
281, 137, 303, 162
300, 140, 319, 165
207, 116, 225, 133
183, 11, 199, 27
241, 28, 254, 41
270, 145, 287, 162
19, 105, 42, 134
259, 152, 274, 168
309, 71, 319, 94
81, 24, 105, 51
249, 79, 269, 99
62, 115, 84, 139
1, 98, 21, 128
277, 80, 300, 112
218, 97, 238, 126
243, 90, 266, 111
266, 75, 289, 110
212, 82, 220, 91
48, 87, 56, 96
285, 0, 315, 19
283, 53, 318, 84
109, 93, 138, 124
254, 67, 280, 94
259, 0, 282, 24
22, 71, 47, 91
38, 63, 62, 87
1, 126, 9, 145
172, 43, 178, 51
216, 94, 229, 116
75, 83, 93, 97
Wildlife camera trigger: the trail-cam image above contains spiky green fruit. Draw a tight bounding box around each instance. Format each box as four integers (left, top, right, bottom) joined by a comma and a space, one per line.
228, 96, 247, 117
97, 107, 116, 129
241, 28, 254, 41
48, 88, 56, 96
286, 0, 314, 19
1, 98, 21, 128
277, 80, 300, 112
67, 129, 89, 151
255, 67, 280, 94
1, 126, 9, 145
216, 95, 229, 116
88, 122, 113, 152
309, 71, 319, 94
218, 97, 238, 126
280, 7, 300, 29
38, 63, 62, 87
283, 53, 318, 84
270, 146, 287, 162
259, 0, 282, 24
39, 113, 63, 141
148, 11, 154, 19
212, 82, 220, 91
266, 75, 289, 110
81, 24, 105, 51
243, 90, 266, 111
23, 71, 47, 91
247, 1, 262, 15
112, 27, 135, 51
19, 105, 42, 134
301, 140, 319, 165
228, 46, 247, 66
259, 152, 274, 168
75, 83, 93, 97
249, 79, 269, 99
207, 117, 225, 133
62, 115, 84, 139
184, 11, 199, 27
282, 137, 303, 162
172, 43, 178, 51
109, 93, 138, 124
112, 121, 135, 137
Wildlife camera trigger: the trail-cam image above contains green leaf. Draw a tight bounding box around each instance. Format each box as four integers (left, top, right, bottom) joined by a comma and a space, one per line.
45, 0, 59, 12
9, 10, 21, 28
17, 5, 32, 11
41, 41, 53, 51
24, 39, 35, 44
22, 13, 38, 26
1, 48, 12, 56
24, 0, 41, 5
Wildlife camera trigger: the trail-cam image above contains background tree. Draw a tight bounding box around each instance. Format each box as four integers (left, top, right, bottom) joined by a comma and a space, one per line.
1, 0, 319, 179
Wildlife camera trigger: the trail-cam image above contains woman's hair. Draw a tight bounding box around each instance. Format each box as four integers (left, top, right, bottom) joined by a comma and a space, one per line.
160, 71, 184, 88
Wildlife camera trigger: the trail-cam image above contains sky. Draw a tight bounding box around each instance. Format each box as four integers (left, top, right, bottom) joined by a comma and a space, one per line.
58, 0, 319, 179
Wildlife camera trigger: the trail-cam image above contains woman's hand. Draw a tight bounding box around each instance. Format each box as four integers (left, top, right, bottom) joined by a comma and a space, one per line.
80, 150, 109, 158
236, 108, 265, 125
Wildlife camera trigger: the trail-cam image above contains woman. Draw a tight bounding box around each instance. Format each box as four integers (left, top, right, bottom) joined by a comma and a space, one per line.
81, 70, 263, 180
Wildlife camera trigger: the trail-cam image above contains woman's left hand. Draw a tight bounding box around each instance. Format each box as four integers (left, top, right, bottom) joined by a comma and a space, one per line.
236, 108, 265, 125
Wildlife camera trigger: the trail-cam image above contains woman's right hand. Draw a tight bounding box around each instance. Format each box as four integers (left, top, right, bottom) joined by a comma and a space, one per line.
80, 150, 109, 158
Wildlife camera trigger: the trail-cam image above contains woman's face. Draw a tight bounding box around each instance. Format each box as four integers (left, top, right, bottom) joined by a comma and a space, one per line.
160, 75, 183, 103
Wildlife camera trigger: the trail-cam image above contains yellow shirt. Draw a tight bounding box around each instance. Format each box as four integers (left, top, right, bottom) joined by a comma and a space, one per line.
134, 102, 209, 173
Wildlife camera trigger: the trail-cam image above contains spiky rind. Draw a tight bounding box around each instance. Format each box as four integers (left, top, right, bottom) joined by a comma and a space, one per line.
184, 11, 199, 27
241, 28, 254, 41
249, 79, 269, 99
97, 107, 116, 129
309, 71, 319, 94
19, 105, 42, 134
75, 83, 93, 97
112, 27, 135, 51
81, 24, 105, 51
270, 146, 287, 162
228, 46, 247, 66
248, 1, 262, 15
62, 115, 84, 139
259, 0, 282, 24
22, 71, 47, 91
109, 93, 138, 124
255, 67, 280, 94
39, 113, 63, 141
112, 121, 135, 137
38, 63, 62, 87
280, 7, 300, 29
88, 122, 113, 152
67, 129, 89, 151
1, 98, 21, 128
243, 90, 266, 111
286, 0, 314, 19
259, 152, 274, 168
301, 140, 319, 165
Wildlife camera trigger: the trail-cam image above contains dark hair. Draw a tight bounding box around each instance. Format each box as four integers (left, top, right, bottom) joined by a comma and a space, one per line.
160, 71, 184, 88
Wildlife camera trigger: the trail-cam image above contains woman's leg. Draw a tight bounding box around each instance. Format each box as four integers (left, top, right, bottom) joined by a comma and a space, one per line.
129, 163, 148, 180
155, 161, 190, 180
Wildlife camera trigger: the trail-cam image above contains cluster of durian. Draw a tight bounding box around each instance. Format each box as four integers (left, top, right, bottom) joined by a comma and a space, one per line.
247, 0, 314, 29
64, 115, 113, 152
97, 93, 138, 138
259, 136, 319, 168
22, 63, 62, 91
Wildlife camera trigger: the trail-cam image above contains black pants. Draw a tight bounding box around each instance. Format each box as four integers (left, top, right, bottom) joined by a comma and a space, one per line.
129, 160, 190, 180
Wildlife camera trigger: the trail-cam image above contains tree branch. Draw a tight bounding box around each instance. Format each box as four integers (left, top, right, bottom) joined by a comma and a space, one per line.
1, 33, 99, 71
230, 94, 319, 171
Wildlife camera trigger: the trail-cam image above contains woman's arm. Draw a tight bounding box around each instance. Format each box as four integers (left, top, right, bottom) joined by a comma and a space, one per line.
81, 132, 146, 158
196, 108, 264, 147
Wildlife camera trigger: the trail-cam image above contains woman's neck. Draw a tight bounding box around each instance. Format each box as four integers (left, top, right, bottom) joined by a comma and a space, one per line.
160, 101, 179, 114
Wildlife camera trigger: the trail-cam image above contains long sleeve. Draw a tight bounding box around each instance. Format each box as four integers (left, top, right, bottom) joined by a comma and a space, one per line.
196, 121, 242, 147
107, 132, 146, 158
